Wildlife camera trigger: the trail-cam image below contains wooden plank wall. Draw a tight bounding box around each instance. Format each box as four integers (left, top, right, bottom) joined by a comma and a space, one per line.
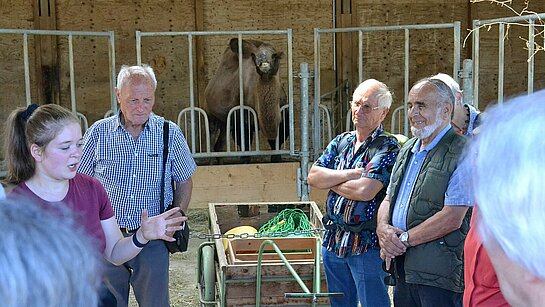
191, 162, 328, 208
0, 0, 35, 129
1, 1, 544, 144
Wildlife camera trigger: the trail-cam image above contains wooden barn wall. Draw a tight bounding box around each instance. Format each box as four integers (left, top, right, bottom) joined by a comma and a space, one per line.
54, 0, 196, 125
0, 1, 35, 133
349, 0, 545, 115
350, 0, 469, 124
1, 1, 545, 142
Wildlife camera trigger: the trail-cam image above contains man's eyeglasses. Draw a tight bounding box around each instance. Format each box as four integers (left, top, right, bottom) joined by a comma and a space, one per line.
382, 260, 396, 286
350, 101, 381, 113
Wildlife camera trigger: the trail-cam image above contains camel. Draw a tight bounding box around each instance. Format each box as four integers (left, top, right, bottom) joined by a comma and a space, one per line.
203, 38, 288, 152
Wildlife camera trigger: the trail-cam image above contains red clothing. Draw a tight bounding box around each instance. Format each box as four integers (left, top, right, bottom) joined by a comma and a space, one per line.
464, 207, 509, 307
9, 173, 114, 252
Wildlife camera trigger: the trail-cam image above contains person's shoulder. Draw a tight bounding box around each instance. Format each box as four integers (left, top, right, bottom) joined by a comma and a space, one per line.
147, 113, 176, 131
379, 131, 402, 144
87, 115, 117, 132
447, 131, 468, 153
7, 182, 26, 198
73, 173, 102, 187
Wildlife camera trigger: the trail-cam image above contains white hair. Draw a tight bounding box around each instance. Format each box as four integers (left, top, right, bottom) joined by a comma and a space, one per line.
470, 89, 545, 279
0, 199, 101, 307
353, 79, 393, 109
116, 64, 157, 90
430, 73, 462, 105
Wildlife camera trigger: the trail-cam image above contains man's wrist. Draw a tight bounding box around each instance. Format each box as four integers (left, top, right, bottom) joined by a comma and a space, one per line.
399, 231, 411, 247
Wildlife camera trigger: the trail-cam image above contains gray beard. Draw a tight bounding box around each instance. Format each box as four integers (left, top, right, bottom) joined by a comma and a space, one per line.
411, 109, 444, 140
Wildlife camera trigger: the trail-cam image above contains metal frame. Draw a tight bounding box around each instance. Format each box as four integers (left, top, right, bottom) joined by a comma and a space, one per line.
472, 13, 545, 107
313, 22, 461, 158
0, 29, 117, 125
135, 30, 295, 158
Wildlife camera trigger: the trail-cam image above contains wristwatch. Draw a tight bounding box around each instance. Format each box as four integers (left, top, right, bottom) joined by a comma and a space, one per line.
399, 231, 411, 247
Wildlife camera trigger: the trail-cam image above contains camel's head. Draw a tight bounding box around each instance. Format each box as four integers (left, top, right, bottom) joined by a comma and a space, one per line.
229, 38, 283, 79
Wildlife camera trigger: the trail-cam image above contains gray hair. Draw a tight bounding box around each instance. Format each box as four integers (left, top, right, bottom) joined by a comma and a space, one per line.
0, 199, 101, 307
470, 89, 545, 279
413, 78, 455, 117
352, 79, 393, 109
430, 73, 462, 105
116, 64, 157, 91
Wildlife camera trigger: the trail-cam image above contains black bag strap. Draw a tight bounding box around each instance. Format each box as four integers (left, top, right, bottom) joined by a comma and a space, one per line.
160, 121, 169, 214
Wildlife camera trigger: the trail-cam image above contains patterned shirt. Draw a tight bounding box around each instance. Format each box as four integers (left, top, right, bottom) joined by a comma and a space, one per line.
314, 126, 399, 257
79, 112, 197, 230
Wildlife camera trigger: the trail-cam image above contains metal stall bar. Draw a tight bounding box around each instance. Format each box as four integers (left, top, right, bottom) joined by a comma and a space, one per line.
498, 23, 505, 104
313, 28, 322, 159
358, 30, 363, 84
236, 34, 246, 152
187, 34, 197, 153
472, 20, 480, 109
287, 29, 295, 153
314, 22, 460, 155
528, 20, 535, 94
299, 63, 310, 201
453, 21, 461, 83
472, 13, 545, 108
108, 31, 117, 114
68, 34, 76, 113
0, 28, 116, 117
136, 31, 142, 65
23, 33, 31, 106
135, 29, 295, 158
404, 29, 410, 137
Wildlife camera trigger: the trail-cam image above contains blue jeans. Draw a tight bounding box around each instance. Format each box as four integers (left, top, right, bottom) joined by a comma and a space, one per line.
322, 247, 390, 307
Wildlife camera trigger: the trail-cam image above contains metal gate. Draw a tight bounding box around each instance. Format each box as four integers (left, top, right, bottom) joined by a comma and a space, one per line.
312, 22, 462, 159
472, 13, 545, 107
135, 30, 296, 159
0, 29, 117, 130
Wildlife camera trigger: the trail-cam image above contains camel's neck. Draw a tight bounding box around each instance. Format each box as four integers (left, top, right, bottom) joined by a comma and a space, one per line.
255, 75, 282, 138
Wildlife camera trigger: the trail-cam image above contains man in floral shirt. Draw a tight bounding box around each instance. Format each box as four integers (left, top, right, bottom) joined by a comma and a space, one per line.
308, 79, 399, 307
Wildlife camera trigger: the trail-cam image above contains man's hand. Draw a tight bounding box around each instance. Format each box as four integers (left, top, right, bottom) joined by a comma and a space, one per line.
377, 222, 406, 259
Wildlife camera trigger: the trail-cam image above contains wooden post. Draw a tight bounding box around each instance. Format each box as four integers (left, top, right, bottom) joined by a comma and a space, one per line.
335, 0, 355, 133
33, 0, 60, 105
336, 0, 355, 88
194, 0, 206, 107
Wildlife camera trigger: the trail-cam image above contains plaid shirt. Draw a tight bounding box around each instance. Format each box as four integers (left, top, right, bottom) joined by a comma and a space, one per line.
314, 126, 399, 257
79, 112, 196, 230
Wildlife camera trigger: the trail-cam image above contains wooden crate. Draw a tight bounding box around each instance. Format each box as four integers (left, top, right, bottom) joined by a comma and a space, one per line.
208, 201, 329, 306
227, 237, 318, 264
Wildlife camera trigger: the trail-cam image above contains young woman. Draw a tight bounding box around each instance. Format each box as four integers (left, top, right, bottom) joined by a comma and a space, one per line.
3, 103, 185, 304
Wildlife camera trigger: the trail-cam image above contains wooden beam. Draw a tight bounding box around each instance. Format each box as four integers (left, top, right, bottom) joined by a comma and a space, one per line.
33, 0, 60, 105
335, 0, 355, 90
466, 1, 478, 60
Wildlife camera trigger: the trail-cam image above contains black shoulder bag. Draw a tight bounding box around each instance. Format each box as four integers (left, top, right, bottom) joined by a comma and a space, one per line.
161, 121, 190, 253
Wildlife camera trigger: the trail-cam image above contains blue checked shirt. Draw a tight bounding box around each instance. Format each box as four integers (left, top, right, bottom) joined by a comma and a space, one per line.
389, 124, 474, 231
79, 112, 197, 230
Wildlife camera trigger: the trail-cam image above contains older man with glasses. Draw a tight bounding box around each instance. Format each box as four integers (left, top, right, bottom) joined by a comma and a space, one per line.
308, 79, 400, 307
